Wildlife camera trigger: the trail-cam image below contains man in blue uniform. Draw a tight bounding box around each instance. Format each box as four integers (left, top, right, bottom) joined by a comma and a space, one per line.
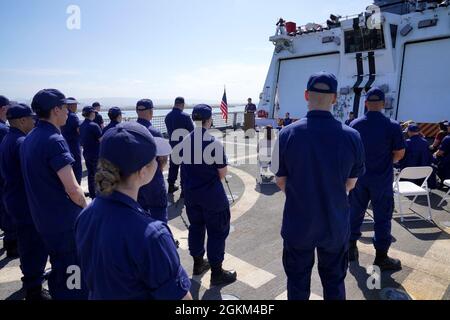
61, 97, 82, 184
399, 124, 432, 169
181, 104, 237, 286
0, 104, 50, 300
245, 98, 257, 113
349, 87, 406, 271
136, 99, 171, 222
345, 112, 355, 126
165, 97, 194, 194
435, 125, 450, 183
273, 72, 365, 300
21, 89, 88, 300
0, 95, 18, 258
75, 122, 191, 300
92, 102, 104, 129
102, 107, 122, 135
283, 112, 293, 127
80, 106, 102, 199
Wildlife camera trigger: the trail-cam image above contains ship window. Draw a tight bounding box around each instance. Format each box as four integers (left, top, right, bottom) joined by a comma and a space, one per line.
344, 26, 385, 53
390, 24, 398, 49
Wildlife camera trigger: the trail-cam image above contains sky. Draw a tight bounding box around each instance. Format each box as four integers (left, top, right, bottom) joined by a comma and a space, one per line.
0, 0, 372, 105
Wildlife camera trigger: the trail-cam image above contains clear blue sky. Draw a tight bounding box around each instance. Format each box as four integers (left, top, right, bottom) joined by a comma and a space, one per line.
0, 0, 371, 104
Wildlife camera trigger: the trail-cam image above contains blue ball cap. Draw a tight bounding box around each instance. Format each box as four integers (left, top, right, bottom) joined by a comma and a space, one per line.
100, 122, 158, 175
0, 95, 10, 107
407, 123, 421, 133
6, 103, 35, 120
31, 89, 66, 113
366, 87, 385, 102
307, 72, 338, 94
192, 104, 213, 121
65, 97, 78, 104
108, 107, 122, 119
92, 102, 101, 108
82, 106, 95, 116
136, 99, 154, 111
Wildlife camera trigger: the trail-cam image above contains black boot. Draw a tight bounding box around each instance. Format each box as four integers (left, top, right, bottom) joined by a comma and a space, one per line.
4, 240, 19, 259
168, 184, 179, 194
374, 250, 402, 271
193, 256, 210, 276
25, 286, 52, 301
348, 240, 359, 262
210, 264, 237, 286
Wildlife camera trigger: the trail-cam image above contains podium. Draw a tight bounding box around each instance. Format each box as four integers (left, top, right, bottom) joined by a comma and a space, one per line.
244, 112, 256, 138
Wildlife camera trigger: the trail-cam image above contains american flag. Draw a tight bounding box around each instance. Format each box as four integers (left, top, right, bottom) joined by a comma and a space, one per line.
220, 88, 228, 122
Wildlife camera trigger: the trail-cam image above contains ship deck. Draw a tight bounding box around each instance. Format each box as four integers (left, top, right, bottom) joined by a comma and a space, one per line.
1, 130, 449, 300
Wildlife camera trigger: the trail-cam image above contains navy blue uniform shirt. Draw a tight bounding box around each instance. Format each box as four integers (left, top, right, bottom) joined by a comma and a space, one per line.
94, 112, 104, 127
181, 128, 229, 210
399, 135, 432, 169
136, 118, 167, 209
21, 121, 81, 235
0, 128, 32, 225
80, 119, 102, 158
0, 120, 9, 142
75, 191, 190, 300
61, 111, 80, 145
350, 111, 405, 186
439, 136, 450, 163
275, 111, 365, 249
165, 108, 194, 147
102, 120, 119, 136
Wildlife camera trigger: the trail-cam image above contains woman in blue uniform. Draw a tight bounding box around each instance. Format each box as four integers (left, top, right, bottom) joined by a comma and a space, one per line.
75, 122, 191, 300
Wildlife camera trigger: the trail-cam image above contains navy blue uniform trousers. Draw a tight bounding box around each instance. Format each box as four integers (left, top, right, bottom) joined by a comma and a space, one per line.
186, 205, 230, 265
283, 243, 348, 300
41, 231, 88, 300
69, 143, 82, 185
17, 223, 48, 290
350, 181, 394, 252
83, 155, 98, 199
0, 199, 17, 245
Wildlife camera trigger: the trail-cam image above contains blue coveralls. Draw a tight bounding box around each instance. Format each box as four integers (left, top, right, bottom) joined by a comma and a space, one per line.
80, 119, 102, 198
274, 111, 365, 300
0, 127, 48, 290
181, 128, 231, 266
165, 108, 194, 187
437, 136, 450, 181
350, 111, 405, 252
137, 118, 169, 223
283, 118, 293, 127
75, 191, 191, 300
21, 121, 87, 300
61, 110, 82, 184
102, 120, 119, 136
0, 120, 17, 247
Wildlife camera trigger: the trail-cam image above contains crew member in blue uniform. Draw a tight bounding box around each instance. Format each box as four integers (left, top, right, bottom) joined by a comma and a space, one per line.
0, 95, 18, 258
135, 99, 171, 222
92, 102, 104, 129
273, 72, 365, 300
80, 106, 102, 199
75, 122, 191, 300
61, 97, 82, 184
165, 97, 194, 195
102, 107, 122, 135
399, 124, 432, 169
345, 112, 355, 126
283, 112, 293, 127
181, 104, 237, 286
399, 124, 436, 187
0, 104, 50, 300
349, 87, 406, 271
21, 89, 88, 300
435, 124, 450, 183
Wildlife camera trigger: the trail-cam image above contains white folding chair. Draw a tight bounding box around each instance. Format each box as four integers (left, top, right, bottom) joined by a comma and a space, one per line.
256, 144, 275, 185
393, 166, 433, 222
437, 179, 450, 207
